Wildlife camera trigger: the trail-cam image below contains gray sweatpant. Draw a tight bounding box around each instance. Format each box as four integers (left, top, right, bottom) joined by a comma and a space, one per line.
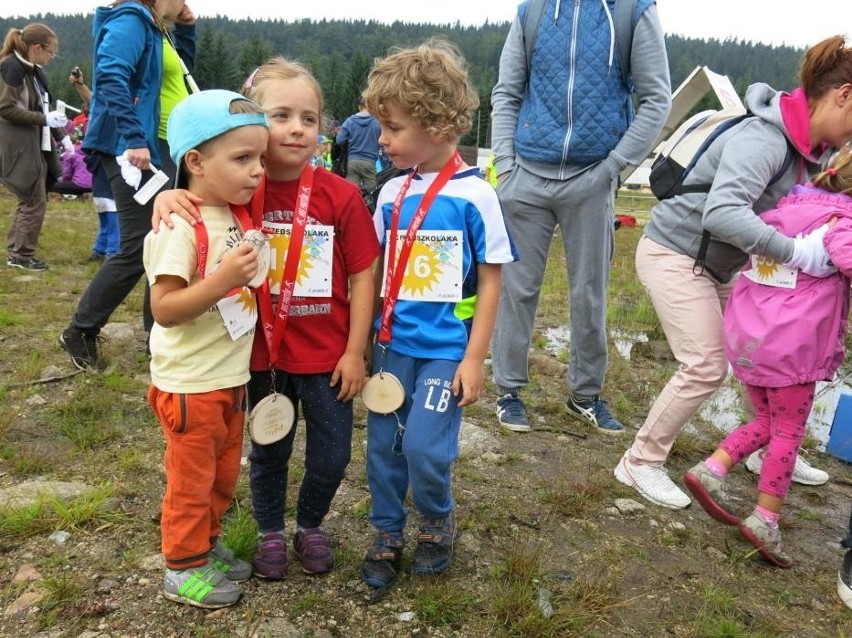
491, 162, 616, 397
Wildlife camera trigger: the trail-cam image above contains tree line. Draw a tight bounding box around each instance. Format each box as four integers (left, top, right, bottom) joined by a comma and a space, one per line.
1, 13, 805, 148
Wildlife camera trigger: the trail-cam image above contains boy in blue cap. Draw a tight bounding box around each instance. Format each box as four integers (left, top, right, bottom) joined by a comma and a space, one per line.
143, 89, 268, 609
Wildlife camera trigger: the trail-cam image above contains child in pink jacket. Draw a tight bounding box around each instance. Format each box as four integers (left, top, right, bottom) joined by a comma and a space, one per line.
682, 147, 852, 569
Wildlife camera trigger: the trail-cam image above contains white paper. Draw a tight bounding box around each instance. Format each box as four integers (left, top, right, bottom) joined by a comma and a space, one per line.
133, 168, 170, 205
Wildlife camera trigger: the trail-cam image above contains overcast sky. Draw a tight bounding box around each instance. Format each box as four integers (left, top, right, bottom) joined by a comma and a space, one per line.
3, 1, 849, 50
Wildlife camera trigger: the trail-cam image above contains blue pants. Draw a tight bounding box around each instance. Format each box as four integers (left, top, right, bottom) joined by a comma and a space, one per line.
366, 347, 461, 534
91, 162, 119, 257
248, 370, 353, 532
92, 211, 120, 257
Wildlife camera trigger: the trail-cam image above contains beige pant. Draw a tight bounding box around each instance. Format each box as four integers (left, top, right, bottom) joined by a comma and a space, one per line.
627, 236, 737, 465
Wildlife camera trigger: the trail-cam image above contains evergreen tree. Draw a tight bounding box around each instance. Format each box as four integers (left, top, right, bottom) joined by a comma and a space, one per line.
238, 34, 275, 82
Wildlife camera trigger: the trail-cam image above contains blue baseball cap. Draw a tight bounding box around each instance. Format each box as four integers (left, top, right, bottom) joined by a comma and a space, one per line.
167, 89, 268, 188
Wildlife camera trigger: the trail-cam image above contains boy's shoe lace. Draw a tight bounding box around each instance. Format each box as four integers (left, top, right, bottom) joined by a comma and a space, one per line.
566, 394, 625, 434
496, 391, 531, 432
59, 326, 106, 371
361, 531, 404, 588
738, 513, 794, 568
683, 461, 741, 525
293, 527, 334, 574
163, 562, 242, 609
412, 514, 456, 575
252, 531, 288, 580
209, 538, 252, 581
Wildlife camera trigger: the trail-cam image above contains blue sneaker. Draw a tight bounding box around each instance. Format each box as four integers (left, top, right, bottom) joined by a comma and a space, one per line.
361, 532, 404, 588
566, 394, 625, 434
496, 391, 530, 432
412, 514, 456, 575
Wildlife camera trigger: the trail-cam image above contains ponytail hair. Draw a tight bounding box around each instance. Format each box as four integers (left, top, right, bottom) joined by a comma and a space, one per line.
1, 23, 56, 59
811, 145, 852, 196
799, 35, 852, 100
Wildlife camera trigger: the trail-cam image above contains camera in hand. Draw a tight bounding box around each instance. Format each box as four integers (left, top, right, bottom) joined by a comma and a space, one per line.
71, 66, 82, 79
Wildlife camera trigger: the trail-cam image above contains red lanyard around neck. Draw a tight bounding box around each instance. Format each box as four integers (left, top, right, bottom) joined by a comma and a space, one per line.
256, 165, 315, 369
378, 151, 462, 344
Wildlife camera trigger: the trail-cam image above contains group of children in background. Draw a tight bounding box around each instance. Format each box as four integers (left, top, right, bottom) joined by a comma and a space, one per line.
136, 39, 852, 610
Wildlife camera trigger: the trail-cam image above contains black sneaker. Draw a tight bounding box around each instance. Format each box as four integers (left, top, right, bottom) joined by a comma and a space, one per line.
7, 256, 48, 271
566, 394, 625, 434
361, 532, 404, 588
59, 327, 106, 371
412, 514, 455, 575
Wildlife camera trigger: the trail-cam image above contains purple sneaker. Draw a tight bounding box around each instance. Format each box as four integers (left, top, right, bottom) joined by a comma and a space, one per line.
252, 531, 288, 580
293, 527, 334, 574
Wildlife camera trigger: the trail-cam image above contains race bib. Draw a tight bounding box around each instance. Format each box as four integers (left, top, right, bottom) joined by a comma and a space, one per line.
742, 255, 798, 289
263, 221, 334, 297
216, 287, 257, 340
381, 230, 463, 302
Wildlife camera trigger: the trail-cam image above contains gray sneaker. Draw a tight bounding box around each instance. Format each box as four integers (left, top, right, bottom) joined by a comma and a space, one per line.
163, 562, 243, 608
683, 461, 741, 525
210, 538, 252, 581
738, 513, 794, 568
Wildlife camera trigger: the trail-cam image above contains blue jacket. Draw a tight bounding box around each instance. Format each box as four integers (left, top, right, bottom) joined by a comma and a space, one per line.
515, 0, 654, 165
337, 112, 381, 162
82, 1, 195, 165
491, 0, 670, 181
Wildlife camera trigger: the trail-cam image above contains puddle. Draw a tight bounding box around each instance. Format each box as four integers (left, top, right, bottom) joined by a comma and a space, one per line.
542, 323, 849, 449
698, 373, 851, 450
542, 326, 648, 361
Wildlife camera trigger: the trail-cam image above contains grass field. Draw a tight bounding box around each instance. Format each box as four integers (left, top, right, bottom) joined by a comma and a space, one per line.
1, 187, 851, 637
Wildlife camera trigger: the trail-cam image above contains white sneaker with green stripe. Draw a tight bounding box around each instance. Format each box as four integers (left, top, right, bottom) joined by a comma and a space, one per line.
163, 562, 242, 608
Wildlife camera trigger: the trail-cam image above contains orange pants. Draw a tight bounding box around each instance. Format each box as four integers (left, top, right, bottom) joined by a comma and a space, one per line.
148, 385, 245, 570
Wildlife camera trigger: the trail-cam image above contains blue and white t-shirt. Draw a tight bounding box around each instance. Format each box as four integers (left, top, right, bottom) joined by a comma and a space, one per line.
373, 167, 518, 360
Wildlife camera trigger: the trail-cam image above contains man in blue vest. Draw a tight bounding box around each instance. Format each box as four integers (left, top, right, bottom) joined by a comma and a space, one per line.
490, 0, 671, 434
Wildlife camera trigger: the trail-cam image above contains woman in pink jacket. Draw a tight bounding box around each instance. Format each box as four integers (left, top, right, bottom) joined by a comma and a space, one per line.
682, 148, 852, 569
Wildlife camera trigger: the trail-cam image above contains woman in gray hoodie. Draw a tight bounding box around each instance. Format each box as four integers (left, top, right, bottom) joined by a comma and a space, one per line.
615, 35, 852, 509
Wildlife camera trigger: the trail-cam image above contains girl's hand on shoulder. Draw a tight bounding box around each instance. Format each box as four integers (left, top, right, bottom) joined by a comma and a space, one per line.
151, 189, 203, 231
332, 351, 367, 402
453, 357, 484, 407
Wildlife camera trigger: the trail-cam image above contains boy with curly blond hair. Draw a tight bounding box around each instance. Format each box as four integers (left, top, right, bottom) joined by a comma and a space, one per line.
358, 39, 517, 588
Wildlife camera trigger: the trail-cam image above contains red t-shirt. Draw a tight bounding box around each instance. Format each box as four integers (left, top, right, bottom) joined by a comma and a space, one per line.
249, 167, 380, 374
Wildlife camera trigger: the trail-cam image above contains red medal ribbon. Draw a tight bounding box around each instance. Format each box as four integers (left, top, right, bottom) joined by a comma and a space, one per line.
193, 204, 256, 298
256, 165, 315, 369
378, 151, 462, 344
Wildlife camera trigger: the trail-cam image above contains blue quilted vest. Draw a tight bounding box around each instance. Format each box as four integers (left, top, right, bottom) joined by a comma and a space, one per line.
515, 0, 654, 166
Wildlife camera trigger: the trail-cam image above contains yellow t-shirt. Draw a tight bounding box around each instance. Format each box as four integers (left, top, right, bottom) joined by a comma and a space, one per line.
158, 35, 190, 140
143, 207, 255, 393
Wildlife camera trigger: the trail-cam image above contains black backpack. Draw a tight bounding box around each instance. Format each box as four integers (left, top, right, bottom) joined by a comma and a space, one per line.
364, 165, 407, 214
